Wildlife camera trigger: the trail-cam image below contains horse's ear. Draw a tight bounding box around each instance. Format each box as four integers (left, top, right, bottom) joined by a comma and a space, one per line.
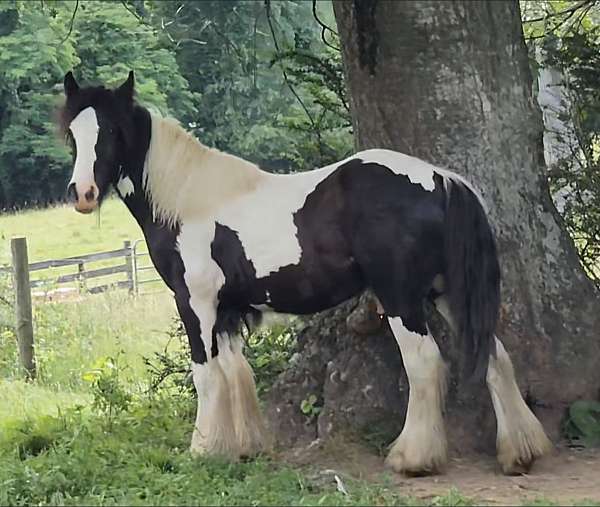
64, 71, 79, 97
116, 71, 135, 102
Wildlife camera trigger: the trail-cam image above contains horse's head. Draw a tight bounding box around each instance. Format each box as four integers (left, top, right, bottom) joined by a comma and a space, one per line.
60, 71, 136, 213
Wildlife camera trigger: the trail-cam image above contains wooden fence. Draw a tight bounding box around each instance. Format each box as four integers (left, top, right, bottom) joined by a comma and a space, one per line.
1, 237, 164, 378
28, 240, 135, 295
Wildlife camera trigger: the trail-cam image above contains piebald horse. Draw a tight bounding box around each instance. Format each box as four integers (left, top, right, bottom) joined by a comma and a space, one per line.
59, 72, 551, 475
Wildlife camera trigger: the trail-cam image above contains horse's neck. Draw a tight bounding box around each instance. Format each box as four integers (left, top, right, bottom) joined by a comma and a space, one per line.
143, 114, 267, 226
115, 106, 155, 228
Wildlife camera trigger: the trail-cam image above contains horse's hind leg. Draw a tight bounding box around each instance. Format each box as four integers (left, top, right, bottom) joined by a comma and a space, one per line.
434, 296, 552, 474
355, 227, 448, 475
382, 301, 448, 475
486, 337, 552, 474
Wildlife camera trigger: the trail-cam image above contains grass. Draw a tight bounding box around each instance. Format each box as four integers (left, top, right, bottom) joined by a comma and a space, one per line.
0, 392, 420, 506
0, 281, 466, 505
0, 290, 176, 390
0, 198, 141, 265
0, 289, 484, 506
0, 280, 414, 505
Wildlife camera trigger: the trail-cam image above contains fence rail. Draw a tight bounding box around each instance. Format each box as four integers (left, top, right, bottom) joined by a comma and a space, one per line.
28, 247, 130, 271
1, 238, 164, 298
131, 239, 163, 294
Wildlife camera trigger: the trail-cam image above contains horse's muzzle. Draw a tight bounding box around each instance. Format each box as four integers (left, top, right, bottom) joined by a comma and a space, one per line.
67, 182, 98, 214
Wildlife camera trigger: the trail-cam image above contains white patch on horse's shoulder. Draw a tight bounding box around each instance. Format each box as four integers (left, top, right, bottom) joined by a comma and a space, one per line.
117, 175, 135, 197
356, 149, 437, 191
178, 221, 226, 295
216, 167, 337, 279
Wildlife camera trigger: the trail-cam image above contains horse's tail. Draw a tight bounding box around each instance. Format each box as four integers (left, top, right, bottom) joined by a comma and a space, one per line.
442, 175, 501, 380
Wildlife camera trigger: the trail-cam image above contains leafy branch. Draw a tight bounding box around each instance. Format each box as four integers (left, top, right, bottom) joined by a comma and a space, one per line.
58, 0, 78, 44
523, 0, 598, 39
264, 0, 324, 159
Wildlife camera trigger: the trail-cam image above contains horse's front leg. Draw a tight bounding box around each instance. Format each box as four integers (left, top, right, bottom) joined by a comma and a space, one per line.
175, 291, 238, 459
216, 333, 269, 457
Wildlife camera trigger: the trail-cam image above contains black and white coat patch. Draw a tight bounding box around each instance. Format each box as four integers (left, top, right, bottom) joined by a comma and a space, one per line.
60, 72, 552, 474
181, 152, 444, 327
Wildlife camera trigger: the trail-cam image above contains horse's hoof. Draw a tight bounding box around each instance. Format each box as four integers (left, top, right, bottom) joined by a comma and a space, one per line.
385, 444, 447, 476
500, 458, 533, 476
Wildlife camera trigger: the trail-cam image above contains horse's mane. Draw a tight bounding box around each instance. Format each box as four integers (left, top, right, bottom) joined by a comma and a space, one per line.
143, 114, 266, 227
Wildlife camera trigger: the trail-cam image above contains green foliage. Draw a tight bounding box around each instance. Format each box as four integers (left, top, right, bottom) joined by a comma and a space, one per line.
0, 1, 78, 208
71, 1, 196, 120
300, 393, 322, 419
543, 28, 600, 285
143, 0, 351, 172
145, 316, 299, 398
83, 353, 133, 428
271, 47, 352, 169
562, 400, 600, 447
430, 487, 474, 506
522, 1, 600, 286
245, 322, 298, 396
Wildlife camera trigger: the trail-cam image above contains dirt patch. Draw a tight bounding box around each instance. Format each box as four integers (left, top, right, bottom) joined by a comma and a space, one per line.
280, 439, 600, 505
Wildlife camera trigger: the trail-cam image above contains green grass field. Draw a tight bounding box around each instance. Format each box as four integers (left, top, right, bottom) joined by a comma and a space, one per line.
0, 198, 141, 265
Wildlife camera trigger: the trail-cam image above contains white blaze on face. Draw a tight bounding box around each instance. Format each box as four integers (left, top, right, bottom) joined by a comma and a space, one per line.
69, 107, 99, 201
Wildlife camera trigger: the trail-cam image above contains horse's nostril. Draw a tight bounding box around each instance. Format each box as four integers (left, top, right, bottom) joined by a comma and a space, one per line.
67, 183, 78, 203
84, 188, 95, 202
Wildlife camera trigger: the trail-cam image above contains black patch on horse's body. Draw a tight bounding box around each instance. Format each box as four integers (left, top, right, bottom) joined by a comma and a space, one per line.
256, 163, 364, 314
208, 159, 446, 331
211, 223, 263, 340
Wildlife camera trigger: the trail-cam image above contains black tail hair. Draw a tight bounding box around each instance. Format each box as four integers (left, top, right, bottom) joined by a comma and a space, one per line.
443, 177, 501, 380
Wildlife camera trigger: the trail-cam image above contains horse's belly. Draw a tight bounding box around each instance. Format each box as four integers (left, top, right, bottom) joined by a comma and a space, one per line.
257, 257, 365, 315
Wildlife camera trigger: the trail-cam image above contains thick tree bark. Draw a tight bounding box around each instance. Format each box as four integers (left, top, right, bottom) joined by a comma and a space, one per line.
267, 0, 600, 454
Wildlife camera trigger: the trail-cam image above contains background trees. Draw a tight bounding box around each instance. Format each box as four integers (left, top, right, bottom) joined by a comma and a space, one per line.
0, 0, 351, 209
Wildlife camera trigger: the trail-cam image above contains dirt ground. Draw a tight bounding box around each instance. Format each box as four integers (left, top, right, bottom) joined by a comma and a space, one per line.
283, 440, 600, 505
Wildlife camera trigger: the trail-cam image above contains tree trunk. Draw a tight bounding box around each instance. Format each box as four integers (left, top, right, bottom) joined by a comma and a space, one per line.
266, 0, 600, 455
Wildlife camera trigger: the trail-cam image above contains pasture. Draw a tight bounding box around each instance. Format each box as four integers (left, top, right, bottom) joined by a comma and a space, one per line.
0, 202, 598, 506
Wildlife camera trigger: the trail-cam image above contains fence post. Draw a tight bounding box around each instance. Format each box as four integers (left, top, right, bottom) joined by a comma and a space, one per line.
131, 240, 139, 295
10, 237, 36, 380
124, 240, 134, 294
77, 261, 86, 294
